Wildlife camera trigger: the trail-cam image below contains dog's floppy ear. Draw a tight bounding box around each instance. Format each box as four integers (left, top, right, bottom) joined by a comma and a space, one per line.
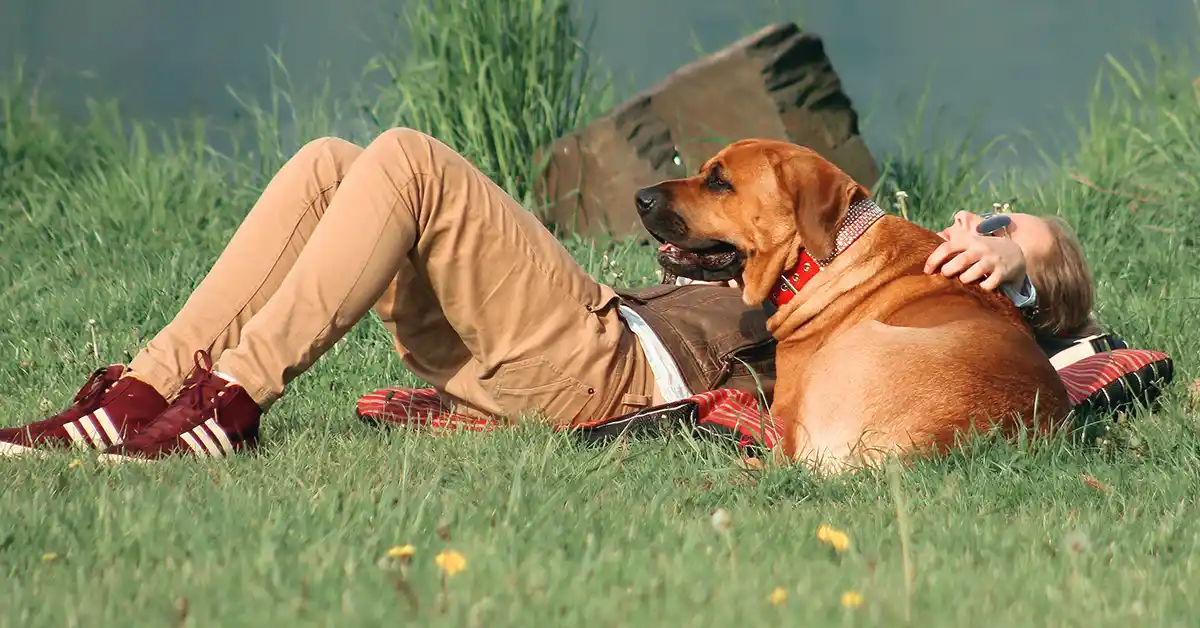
739, 148, 868, 307
783, 151, 868, 263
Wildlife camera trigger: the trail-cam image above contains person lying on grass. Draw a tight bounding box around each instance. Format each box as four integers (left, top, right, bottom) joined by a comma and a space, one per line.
0, 128, 1097, 460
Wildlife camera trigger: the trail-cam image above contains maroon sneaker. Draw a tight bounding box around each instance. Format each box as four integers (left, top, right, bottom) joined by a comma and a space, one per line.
100, 350, 262, 462
0, 365, 168, 457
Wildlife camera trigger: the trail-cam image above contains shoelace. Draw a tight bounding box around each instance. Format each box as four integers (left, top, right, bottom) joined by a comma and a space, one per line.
134, 350, 226, 443
71, 367, 121, 410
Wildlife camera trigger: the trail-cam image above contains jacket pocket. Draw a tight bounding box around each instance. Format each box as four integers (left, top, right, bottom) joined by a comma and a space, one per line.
488, 357, 595, 425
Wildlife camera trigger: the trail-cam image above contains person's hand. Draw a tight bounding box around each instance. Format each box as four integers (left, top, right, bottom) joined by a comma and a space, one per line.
924, 229, 1027, 291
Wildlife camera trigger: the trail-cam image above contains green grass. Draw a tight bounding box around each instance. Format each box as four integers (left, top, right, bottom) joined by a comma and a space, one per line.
2, 1, 1200, 625
360, 0, 610, 212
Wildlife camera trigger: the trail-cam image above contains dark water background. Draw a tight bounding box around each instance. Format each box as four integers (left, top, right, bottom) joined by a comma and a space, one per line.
3, 0, 1198, 171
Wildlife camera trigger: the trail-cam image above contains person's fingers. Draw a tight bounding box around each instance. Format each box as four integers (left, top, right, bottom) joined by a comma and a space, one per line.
939, 248, 981, 278
924, 240, 965, 274
958, 259, 994, 286
979, 271, 1006, 292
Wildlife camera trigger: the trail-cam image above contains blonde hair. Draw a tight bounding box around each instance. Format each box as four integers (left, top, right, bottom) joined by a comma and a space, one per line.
1026, 216, 1098, 338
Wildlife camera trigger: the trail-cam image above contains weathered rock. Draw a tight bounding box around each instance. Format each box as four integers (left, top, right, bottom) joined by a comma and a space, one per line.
535, 22, 880, 239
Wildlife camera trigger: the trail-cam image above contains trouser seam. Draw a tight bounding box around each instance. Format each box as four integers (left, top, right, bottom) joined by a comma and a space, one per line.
187, 180, 341, 379
225, 176, 412, 404
591, 331, 633, 423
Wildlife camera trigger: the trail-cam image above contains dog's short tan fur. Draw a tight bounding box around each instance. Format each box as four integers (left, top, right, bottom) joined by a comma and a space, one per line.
638, 139, 1071, 472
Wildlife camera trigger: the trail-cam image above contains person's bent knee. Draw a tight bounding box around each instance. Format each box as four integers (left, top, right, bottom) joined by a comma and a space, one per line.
373, 127, 434, 147
293, 136, 363, 174
365, 127, 442, 166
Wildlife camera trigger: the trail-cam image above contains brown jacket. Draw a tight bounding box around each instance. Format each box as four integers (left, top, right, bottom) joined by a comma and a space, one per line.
615, 284, 777, 403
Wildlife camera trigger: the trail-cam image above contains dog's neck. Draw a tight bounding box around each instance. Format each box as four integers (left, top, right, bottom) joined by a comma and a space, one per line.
767, 197, 886, 308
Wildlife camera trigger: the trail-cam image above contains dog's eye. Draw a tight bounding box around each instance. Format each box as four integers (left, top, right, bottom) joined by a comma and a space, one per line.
706, 164, 733, 192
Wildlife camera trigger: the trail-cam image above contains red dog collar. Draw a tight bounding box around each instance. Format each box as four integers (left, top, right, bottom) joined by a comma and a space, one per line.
768, 250, 823, 307
768, 198, 885, 308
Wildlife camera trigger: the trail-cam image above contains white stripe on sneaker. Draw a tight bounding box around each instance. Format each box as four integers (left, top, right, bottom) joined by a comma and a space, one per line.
0, 441, 39, 457
79, 416, 107, 448
204, 419, 234, 454
179, 432, 207, 457
93, 408, 121, 444
192, 425, 224, 458
63, 422, 89, 447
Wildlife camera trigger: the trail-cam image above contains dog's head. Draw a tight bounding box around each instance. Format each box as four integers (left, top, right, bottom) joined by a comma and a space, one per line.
636, 139, 869, 305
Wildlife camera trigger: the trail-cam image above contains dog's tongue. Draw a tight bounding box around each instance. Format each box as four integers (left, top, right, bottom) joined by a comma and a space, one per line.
659, 243, 697, 262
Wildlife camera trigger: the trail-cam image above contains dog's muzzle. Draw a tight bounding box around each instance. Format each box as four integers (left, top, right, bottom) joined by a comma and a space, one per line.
634, 185, 742, 281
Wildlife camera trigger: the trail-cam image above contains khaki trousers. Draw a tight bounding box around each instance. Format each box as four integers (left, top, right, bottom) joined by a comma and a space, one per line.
128, 128, 663, 425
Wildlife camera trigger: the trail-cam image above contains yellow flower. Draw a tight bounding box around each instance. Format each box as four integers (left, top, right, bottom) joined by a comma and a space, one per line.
41, 552, 58, 562
768, 587, 788, 606
68, 459, 82, 469
816, 524, 851, 552
387, 544, 416, 560
435, 549, 467, 577
841, 590, 864, 609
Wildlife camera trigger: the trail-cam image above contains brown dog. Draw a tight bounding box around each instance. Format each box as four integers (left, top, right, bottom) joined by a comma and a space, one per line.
635, 139, 1071, 472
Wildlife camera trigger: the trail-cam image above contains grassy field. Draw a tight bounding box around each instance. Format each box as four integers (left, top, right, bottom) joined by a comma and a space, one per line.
3, 1, 1200, 626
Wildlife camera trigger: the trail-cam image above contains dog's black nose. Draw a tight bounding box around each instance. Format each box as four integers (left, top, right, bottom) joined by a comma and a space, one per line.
635, 187, 665, 216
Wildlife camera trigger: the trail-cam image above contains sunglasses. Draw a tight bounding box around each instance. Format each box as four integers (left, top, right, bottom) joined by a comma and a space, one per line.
977, 211, 1012, 238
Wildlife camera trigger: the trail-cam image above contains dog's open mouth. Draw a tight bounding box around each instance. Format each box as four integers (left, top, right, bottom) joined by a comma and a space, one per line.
656, 241, 742, 282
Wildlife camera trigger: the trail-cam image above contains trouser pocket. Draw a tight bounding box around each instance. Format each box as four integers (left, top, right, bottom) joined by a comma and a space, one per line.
487, 356, 595, 425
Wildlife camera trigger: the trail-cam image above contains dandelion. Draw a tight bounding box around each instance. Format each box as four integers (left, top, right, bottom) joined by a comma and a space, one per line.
768, 587, 788, 606
841, 590, 864, 609
387, 544, 416, 560
434, 549, 467, 615
379, 544, 420, 611
68, 459, 82, 469
1061, 529, 1091, 554
42, 552, 58, 563
378, 544, 417, 572
816, 524, 851, 552
710, 508, 732, 535
710, 508, 738, 570
894, 190, 910, 220
435, 549, 467, 577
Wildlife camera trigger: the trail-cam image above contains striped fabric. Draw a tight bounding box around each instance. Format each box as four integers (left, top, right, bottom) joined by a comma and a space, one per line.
177, 418, 238, 458
570, 389, 781, 449
356, 349, 1173, 447
61, 408, 123, 449
356, 384, 783, 448
1057, 348, 1172, 409
355, 387, 498, 432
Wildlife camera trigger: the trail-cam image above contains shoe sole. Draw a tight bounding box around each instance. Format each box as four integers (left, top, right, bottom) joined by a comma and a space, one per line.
0, 441, 42, 458
96, 452, 155, 465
